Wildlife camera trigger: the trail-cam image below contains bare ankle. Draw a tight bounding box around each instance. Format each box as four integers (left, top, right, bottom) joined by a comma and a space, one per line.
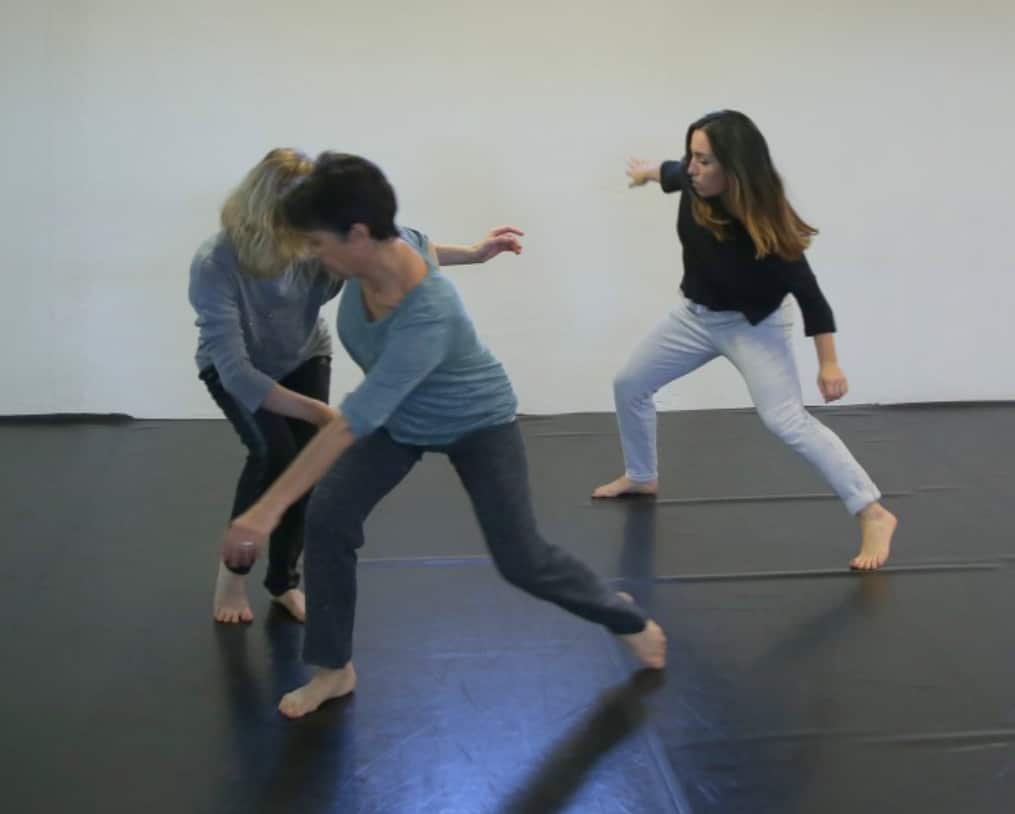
858, 501, 889, 521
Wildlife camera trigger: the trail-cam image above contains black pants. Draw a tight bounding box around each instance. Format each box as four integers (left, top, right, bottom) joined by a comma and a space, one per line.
199, 356, 331, 596
302, 420, 648, 668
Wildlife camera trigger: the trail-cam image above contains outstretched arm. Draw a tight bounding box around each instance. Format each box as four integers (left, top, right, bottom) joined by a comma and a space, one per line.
626, 158, 662, 187
433, 225, 524, 265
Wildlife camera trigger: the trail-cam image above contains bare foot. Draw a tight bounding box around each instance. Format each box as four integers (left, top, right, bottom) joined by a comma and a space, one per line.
279, 664, 357, 719
592, 475, 658, 499
214, 561, 254, 623
272, 589, 306, 623
851, 503, 898, 571
616, 592, 667, 669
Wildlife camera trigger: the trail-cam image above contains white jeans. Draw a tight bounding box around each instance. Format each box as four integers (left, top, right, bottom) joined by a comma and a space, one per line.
613, 297, 881, 515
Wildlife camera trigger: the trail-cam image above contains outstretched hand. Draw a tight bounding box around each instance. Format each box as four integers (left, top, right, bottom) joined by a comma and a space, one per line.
472, 226, 524, 263
626, 157, 658, 187
818, 363, 849, 403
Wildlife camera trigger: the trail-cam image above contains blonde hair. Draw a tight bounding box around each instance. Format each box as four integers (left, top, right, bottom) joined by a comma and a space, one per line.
686, 111, 817, 261
220, 148, 314, 278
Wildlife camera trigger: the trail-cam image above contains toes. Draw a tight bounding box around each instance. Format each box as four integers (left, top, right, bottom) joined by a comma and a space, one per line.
215, 607, 252, 623
278, 693, 302, 718
851, 552, 881, 570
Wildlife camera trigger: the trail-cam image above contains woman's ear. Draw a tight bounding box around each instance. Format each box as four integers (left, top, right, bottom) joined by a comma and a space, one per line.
348, 223, 371, 243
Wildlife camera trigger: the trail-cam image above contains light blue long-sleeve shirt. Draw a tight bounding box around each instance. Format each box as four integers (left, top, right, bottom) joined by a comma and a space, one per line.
338, 227, 517, 445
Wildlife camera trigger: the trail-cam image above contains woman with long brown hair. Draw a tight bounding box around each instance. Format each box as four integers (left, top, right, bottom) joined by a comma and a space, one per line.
593, 110, 897, 570
190, 148, 524, 624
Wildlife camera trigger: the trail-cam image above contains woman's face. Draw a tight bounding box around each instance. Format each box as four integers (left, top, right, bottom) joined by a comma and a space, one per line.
306, 224, 374, 278
307, 230, 354, 277
687, 129, 727, 198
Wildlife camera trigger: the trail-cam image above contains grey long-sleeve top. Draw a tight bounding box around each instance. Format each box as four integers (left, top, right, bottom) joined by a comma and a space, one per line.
188, 232, 343, 412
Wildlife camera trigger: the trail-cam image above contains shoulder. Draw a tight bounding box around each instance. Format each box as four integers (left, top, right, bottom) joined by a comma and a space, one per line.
396, 272, 462, 329
762, 250, 811, 271
189, 233, 243, 302
191, 232, 238, 278
397, 225, 430, 254
421, 270, 462, 307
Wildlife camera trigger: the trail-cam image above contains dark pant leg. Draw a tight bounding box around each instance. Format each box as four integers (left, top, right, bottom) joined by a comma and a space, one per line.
199, 357, 328, 594
302, 430, 422, 668
446, 421, 647, 635
261, 356, 333, 594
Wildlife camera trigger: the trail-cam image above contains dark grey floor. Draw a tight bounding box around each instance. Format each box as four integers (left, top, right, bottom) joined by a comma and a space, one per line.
2, 404, 1013, 813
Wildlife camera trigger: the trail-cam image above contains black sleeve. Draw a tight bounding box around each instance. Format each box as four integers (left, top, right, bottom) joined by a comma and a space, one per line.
780, 256, 837, 336
659, 160, 686, 194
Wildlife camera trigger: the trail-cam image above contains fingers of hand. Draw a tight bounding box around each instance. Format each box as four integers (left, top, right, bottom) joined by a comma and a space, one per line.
492, 236, 522, 254
490, 225, 524, 237
225, 540, 256, 568
821, 376, 847, 402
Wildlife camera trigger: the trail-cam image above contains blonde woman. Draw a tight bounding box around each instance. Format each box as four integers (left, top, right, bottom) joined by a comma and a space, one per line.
220, 154, 665, 718
190, 148, 523, 624
593, 111, 897, 571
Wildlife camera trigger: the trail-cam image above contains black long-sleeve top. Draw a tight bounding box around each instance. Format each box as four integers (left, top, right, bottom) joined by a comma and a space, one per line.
660, 160, 836, 336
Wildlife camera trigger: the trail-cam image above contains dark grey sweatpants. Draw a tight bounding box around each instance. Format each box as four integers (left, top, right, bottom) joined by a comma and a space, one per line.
302, 420, 648, 668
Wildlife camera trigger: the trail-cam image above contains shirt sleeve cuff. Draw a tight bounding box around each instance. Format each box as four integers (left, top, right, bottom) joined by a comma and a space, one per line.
339, 392, 374, 439
802, 315, 837, 337
659, 160, 685, 194
230, 371, 277, 414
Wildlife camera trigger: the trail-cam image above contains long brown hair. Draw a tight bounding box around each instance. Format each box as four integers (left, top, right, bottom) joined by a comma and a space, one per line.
685, 110, 816, 261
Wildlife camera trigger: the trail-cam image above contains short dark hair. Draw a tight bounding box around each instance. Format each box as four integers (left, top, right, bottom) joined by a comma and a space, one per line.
282, 152, 398, 240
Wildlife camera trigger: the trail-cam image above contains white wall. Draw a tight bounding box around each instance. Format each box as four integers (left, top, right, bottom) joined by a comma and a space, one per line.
3, 1, 1013, 417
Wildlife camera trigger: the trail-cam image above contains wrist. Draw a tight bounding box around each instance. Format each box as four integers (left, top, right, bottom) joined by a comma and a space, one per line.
314, 401, 336, 426
245, 499, 283, 530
